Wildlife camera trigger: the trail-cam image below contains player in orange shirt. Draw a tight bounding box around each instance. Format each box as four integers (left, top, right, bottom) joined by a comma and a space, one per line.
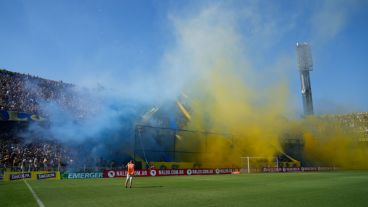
125, 160, 135, 188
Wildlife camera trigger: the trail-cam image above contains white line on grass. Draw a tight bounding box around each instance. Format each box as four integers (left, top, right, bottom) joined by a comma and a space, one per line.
24, 180, 46, 207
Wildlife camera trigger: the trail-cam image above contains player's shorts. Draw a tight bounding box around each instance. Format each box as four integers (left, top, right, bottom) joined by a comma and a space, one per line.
126, 173, 134, 180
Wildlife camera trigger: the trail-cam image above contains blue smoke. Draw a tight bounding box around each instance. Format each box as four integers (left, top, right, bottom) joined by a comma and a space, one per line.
24, 85, 154, 169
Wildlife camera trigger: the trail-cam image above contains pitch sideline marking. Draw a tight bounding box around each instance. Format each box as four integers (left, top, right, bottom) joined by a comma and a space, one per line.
24, 180, 46, 207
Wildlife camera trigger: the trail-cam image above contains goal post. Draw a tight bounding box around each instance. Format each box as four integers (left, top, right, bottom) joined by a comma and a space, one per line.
240, 156, 278, 173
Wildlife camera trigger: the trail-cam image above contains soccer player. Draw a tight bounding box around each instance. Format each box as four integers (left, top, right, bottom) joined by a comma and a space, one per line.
125, 160, 135, 188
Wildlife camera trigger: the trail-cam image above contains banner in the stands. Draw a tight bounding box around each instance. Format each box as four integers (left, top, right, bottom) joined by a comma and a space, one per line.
0, 110, 44, 121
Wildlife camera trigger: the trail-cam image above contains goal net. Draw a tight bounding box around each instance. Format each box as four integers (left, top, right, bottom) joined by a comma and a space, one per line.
240, 156, 278, 173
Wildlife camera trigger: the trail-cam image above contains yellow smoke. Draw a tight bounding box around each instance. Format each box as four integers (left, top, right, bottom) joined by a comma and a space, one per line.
167, 6, 367, 169
178, 67, 368, 169
302, 116, 368, 169
178, 59, 291, 167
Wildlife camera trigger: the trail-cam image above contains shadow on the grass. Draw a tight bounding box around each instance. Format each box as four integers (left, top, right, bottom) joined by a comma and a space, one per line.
132, 185, 164, 188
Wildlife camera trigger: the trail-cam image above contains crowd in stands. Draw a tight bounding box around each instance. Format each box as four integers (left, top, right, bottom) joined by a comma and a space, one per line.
0, 132, 70, 172
0, 69, 86, 117
0, 133, 125, 173
335, 112, 368, 132
322, 112, 368, 139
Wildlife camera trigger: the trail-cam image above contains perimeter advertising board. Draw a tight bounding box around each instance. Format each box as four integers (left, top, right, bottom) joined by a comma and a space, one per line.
262, 167, 336, 173
63, 172, 103, 179
104, 168, 238, 178
3, 171, 61, 181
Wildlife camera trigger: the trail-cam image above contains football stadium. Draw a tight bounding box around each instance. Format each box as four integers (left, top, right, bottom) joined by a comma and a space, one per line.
1, 1, 368, 207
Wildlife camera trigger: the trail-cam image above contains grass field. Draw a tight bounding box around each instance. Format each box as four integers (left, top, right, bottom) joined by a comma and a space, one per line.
1, 171, 368, 207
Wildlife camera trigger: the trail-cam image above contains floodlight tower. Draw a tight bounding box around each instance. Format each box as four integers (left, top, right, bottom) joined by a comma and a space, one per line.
296, 42, 314, 116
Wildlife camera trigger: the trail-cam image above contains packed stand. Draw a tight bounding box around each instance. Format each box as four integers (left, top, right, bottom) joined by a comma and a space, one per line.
0, 133, 125, 174
0, 136, 72, 173
321, 112, 368, 141
0, 69, 87, 118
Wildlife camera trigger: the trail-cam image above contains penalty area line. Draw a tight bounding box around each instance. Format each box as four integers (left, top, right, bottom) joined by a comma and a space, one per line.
24, 179, 46, 207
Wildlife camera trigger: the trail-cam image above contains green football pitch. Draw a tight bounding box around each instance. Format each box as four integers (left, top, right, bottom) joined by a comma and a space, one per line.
1, 171, 367, 207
